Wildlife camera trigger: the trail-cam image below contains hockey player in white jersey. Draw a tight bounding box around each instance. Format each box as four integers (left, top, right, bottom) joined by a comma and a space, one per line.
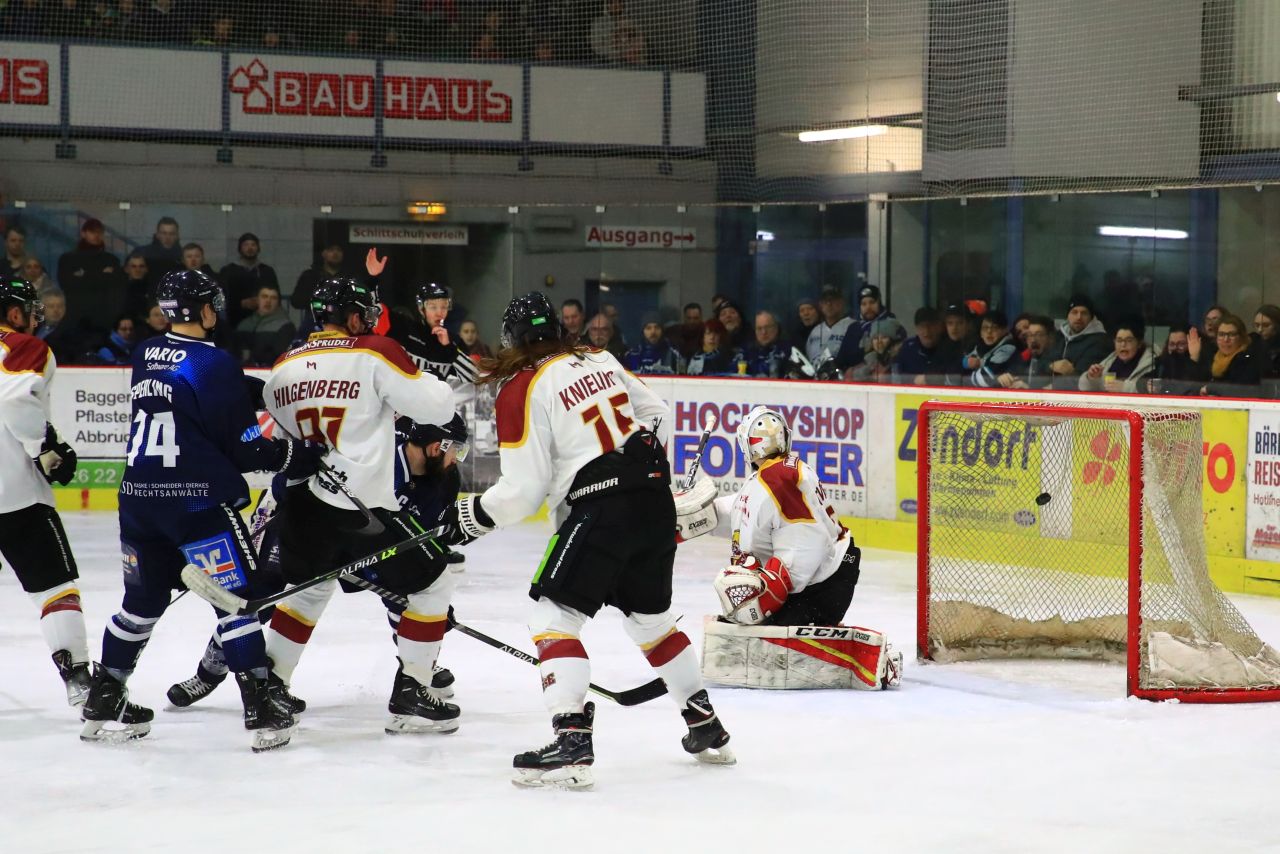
438, 292, 734, 790
675, 406, 902, 690
0, 277, 92, 708
262, 277, 461, 734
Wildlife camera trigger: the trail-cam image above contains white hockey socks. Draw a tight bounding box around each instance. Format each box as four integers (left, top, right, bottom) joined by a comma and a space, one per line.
626, 611, 704, 707
529, 598, 591, 715
265, 580, 336, 684
30, 581, 89, 664
396, 573, 457, 684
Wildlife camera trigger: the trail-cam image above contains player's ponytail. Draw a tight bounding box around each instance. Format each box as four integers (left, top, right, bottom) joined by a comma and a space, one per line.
478, 338, 588, 386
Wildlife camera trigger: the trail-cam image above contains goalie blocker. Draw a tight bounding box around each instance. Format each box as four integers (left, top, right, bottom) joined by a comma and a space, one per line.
703, 619, 902, 691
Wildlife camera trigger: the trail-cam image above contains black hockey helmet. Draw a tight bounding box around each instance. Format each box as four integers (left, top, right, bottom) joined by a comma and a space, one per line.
501, 292, 563, 349
0, 276, 43, 324
155, 269, 224, 322
396, 413, 471, 461
414, 281, 452, 308
311, 277, 382, 328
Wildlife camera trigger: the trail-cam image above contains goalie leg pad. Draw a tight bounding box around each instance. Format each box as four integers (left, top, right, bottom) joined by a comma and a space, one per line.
701, 618, 900, 690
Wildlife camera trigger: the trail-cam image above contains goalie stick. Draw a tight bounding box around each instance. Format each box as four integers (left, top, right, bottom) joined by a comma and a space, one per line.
180, 525, 445, 615
680, 411, 719, 490
333, 570, 669, 706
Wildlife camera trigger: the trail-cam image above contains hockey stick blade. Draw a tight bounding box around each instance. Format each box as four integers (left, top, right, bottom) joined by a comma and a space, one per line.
180, 564, 249, 613
445, 615, 668, 706
681, 411, 719, 490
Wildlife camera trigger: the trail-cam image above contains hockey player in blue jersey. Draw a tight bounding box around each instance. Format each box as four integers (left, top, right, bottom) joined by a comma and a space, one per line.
165, 414, 469, 712
80, 270, 325, 751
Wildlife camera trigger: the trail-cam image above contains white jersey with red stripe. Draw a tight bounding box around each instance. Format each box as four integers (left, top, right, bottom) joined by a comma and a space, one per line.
712, 453, 848, 593
480, 348, 670, 528
265, 331, 455, 511
0, 325, 55, 513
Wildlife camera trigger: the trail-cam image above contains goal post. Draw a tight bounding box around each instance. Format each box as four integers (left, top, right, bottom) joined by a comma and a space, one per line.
916, 400, 1280, 703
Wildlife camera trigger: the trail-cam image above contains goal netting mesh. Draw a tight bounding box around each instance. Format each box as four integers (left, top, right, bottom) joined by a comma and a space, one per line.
3, 1, 1279, 203
918, 402, 1280, 701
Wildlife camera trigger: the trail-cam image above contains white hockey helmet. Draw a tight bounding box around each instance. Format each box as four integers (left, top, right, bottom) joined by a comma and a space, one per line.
736, 405, 791, 467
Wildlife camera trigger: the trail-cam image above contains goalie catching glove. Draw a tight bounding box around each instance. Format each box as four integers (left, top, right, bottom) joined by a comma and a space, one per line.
714, 556, 793, 625
438, 495, 495, 546
673, 475, 718, 542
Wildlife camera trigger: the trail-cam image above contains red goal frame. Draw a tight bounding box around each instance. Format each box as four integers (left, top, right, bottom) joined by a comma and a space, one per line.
915, 399, 1280, 703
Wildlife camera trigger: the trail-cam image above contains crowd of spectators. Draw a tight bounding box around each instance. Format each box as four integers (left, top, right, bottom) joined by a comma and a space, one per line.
569, 284, 1280, 399
0, 0, 660, 67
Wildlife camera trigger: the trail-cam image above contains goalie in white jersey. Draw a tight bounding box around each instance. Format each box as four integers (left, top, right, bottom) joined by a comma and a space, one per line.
262, 277, 462, 735
438, 292, 734, 790
676, 406, 902, 690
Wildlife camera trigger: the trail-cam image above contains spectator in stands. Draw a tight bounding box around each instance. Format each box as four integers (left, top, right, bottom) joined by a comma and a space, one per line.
1079, 319, 1155, 394
34, 289, 70, 359
846, 317, 903, 383
600, 302, 627, 350
5, 226, 26, 278
198, 9, 241, 47
1047, 294, 1110, 389
134, 0, 186, 42
181, 242, 215, 276
139, 216, 182, 275
471, 7, 508, 61
807, 285, 851, 366
687, 319, 738, 376
57, 217, 123, 354
560, 298, 585, 344
293, 241, 346, 313
1194, 304, 1227, 367
742, 310, 789, 378
590, 0, 644, 64
683, 302, 703, 324
143, 301, 170, 336
963, 310, 1017, 388
458, 319, 491, 359
1190, 313, 1260, 394
997, 315, 1057, 390
91, 313, 137, 365
944, 303, 978, 353
668, 305, 704, 360
624, 312, 684, 375
122, 252, 152, 321
894, 307, 957, 385
586, 312, 626, 360
793, 297, 819, 345
22, 256, 55, 298
219, 232, 278, 328
1, 0, 48, 37
1011, 311, 1032, 357
716, 300, 749, 350
1150, 324, 1195, 393
1251, 304, 1280, 378
234, 284, 296, 367
835, 284, 903, 372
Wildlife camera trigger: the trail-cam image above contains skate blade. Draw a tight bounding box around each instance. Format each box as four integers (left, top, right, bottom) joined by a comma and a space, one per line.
512, 765, 595, 791
250, 725, 295, 753
384, 714, 460, 735
694, 745, 737, 766
80, 719, 150, 743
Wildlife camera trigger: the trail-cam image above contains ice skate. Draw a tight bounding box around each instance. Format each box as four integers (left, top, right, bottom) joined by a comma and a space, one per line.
267, 661, 307, 714
166, 663, 226, 708
52, 649, 91, 708
681, 690, 735, 765
430, 664, 455, 699
512, 702, 595, 790
385, 661, 460, 734
236, 671, 296, 753
80, 665, 153, 743
881, 645, 903, 690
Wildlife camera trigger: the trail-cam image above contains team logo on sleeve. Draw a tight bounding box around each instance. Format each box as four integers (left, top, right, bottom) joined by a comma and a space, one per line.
181, 534, 248, 591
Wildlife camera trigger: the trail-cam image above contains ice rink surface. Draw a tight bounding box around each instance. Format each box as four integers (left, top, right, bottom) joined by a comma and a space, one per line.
3, 513, 1280, 854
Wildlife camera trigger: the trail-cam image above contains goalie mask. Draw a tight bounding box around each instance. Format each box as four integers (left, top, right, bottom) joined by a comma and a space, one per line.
714, 557, 793, 625
736, 406, 791, 467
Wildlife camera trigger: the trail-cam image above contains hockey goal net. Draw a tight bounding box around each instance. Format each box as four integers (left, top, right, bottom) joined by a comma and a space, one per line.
917, 401, 1280, 702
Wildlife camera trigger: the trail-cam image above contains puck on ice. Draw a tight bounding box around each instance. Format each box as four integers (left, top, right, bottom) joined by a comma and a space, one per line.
1035, 492, 1052, 506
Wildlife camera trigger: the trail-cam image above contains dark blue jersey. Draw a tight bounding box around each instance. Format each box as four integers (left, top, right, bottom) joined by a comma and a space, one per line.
121, 332, 284, 514
393, 440, 461, 524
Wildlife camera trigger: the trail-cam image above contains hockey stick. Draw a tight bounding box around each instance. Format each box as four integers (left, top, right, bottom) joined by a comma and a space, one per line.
274, 420, 385, 535
179, 526, 444, 615
335, 571, 667, 706
680, 411, 719, 490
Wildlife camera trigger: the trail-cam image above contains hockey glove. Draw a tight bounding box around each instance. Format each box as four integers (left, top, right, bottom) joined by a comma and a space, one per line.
36, 423, 78, 486
280, 437, 328, 480
673, 475, 718, 543
439, 495, 495, 546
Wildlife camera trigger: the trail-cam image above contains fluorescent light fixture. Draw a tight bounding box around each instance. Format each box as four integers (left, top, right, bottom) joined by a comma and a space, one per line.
1097, 226, 1188, 240
755, 230, 775, 242
798, 125, 889, 143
